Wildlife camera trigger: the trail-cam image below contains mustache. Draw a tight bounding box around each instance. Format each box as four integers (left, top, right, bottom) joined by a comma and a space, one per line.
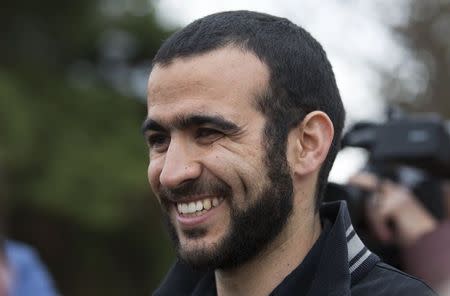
158, 177, 232, 202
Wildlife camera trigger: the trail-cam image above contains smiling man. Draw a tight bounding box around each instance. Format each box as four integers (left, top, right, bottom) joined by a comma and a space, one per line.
144, 11, 436, 296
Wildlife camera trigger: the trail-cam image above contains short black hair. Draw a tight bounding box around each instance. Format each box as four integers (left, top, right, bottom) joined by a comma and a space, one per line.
152, 10, 345, 210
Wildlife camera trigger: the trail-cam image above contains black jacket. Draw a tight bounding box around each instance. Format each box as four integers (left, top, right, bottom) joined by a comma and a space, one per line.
154, 201, 437, 296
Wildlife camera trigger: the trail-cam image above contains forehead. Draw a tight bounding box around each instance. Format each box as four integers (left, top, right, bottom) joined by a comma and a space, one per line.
146, 47, 270, 122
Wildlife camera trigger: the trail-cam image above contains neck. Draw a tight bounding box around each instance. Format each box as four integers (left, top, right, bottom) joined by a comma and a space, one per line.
214, 206, 322, 296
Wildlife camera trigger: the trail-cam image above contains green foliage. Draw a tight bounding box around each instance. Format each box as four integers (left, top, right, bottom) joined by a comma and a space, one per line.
1, 1, 176, 294
0, 49, 152, 231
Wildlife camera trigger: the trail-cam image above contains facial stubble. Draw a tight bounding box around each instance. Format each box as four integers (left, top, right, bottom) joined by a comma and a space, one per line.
159, 128, 294, 270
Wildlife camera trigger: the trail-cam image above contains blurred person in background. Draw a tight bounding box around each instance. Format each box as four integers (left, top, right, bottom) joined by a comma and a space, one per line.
0, 237, 58, 296
350, 172, 450, 294
1, 171, 58, 296
2, 239, 58, 296
145, 10, 436, 296
1, 239, 10, 296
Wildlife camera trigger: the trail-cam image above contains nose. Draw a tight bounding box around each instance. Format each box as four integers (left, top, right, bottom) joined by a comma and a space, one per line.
159, 136, 202, 189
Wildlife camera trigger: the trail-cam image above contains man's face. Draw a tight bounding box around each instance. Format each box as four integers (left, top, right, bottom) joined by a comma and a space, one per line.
144, 47, 293, 269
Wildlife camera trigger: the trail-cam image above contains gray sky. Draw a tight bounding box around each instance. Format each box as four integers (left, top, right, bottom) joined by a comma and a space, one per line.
152, 0, 413, 182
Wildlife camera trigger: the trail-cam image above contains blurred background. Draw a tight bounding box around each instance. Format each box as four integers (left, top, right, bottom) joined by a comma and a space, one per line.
1, 0, 450, 295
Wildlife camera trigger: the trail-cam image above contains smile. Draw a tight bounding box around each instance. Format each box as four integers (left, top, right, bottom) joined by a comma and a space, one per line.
176, 197, 224, 216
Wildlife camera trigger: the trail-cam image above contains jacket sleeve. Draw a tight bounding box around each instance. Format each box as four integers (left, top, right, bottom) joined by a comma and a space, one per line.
402, 220, 450, 292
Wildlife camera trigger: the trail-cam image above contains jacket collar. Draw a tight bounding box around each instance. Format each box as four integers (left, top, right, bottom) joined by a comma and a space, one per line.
153, 201, 379, 296
303, 201, 379, 296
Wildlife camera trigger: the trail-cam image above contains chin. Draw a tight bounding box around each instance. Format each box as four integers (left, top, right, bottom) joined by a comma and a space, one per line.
176, 230, 228, 269
178, 230, 217, 253
177, 243, 221, 270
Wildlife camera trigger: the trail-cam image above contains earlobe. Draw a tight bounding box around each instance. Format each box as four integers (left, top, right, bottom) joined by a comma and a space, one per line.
291, 111, 334, 175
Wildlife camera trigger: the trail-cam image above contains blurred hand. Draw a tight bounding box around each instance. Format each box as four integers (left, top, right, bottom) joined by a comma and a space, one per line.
349, 173, 438, 248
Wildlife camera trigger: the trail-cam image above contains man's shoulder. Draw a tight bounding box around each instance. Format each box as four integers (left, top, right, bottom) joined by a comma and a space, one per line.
351, 262, 437, 296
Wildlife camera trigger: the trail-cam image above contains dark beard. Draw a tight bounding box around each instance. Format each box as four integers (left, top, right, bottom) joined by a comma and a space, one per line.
159, 130, 293, 270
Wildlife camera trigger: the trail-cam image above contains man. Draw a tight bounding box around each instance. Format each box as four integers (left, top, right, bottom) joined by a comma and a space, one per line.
350, 172, 450, 294
143, 11, 436, 295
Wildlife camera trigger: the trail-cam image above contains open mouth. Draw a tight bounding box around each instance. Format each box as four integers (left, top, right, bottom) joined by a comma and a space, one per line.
176, 197, 225, 216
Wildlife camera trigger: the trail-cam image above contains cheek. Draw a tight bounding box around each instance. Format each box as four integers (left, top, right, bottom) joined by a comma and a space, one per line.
204, 150, 267, 201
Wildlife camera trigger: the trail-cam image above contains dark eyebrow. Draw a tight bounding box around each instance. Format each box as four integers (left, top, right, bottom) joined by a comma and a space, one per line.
141, 114, 240, 134
176, 114, 240, 132
141, 119, 166, 134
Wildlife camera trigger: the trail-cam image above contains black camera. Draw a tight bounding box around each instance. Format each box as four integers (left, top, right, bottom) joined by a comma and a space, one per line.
324, 107, 450, 265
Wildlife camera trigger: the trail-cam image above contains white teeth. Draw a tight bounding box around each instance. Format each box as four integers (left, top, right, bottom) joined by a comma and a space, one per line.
188, 202, 196, 213
196, 200, 203, 211
203, 199, 211, 210
177, 197, 222, 215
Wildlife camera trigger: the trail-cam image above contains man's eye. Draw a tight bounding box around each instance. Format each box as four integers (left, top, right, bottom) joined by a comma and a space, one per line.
196, 128, 223, 142
147, 134, 170, 150
197, 128, 222, 137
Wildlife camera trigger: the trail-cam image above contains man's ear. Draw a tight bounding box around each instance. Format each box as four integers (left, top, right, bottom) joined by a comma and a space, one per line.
289, 111, 334, 176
